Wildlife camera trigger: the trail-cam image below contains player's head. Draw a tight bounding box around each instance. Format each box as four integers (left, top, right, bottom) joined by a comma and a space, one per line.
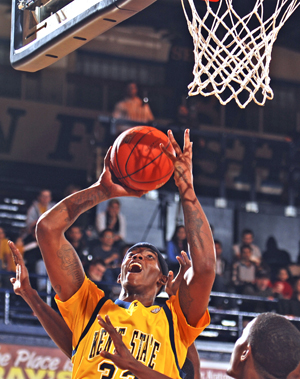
119, 242, 168, 296
227, 313, 300, 379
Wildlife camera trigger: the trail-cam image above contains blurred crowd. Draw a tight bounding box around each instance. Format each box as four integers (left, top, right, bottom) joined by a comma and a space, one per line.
0, 82, 300, 318
1, 186, 300, 318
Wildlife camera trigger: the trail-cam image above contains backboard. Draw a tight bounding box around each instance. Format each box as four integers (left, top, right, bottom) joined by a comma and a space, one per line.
10, 0, 156, 72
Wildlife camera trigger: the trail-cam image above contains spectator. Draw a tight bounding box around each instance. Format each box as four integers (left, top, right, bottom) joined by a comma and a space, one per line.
89, 228, 121, 282
231, 244, 257, 293
85, 258, 118, 298
242, 269, 274, 313
0, 226, 10, 271
166, 225, 188, 275
272, 267, 293, 300
85, 258, 107, 284
212, 239, 230, 292
95, 199, 126, 249
23, 224, 45, 291
66, 225, 89, 265
262, 236, 291, 281
232, 228, 261, 265
26, 189, 55, 233
112, 82, 154, 135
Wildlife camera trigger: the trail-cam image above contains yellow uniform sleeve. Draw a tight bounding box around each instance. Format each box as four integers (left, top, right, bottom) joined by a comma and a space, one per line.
167, 292, 210, 348
55, 277, 105, 349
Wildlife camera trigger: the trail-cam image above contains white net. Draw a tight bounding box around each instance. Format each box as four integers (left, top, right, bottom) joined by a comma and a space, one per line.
182, 0, 300, 108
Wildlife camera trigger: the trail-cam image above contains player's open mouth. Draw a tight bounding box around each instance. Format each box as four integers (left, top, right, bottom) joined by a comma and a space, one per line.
128, 262, 142, 273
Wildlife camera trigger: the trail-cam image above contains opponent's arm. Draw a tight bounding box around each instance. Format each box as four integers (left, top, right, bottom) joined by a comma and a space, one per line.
8, 241, 72, 359
162, 129, 216, 326
36, 148, 144, 301
186, 343, 201, 379
98, 315, 172, 379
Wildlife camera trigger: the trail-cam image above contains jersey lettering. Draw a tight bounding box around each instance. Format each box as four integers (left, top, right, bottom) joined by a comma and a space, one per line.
148, 341, 160, 369
129, 330, 161, 367
90, 327, 161, 369
89, 328, 127, 360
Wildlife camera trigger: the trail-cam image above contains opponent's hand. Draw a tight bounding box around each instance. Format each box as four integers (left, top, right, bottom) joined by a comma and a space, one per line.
97, 147, 146, 199
8, 240, 32, 296
97, 315, 136, 371
166, 251, 191, 297
160, 129, 193, 190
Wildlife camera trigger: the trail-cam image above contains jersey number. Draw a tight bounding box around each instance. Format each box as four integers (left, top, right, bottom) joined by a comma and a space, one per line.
98, 362, 137, 379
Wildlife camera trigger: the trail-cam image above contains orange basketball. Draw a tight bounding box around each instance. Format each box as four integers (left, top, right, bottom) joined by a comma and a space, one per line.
110, 126, 175, 191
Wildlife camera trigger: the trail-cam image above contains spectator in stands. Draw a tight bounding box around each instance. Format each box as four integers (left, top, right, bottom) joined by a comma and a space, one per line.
95, 199, 126, 250
272, 267, 293, 300
66, 225, 89, 266
212, 239, 230, 292
0, 226, 10, 271
23, 224, 46, 291
112, 82, 154, 135
86, 258, 106, 282
26, 189, 55, 233
232, 228, 261, 265
89, 228, 121, 282
166, 225, 188, 275
85, 258, 118, 298
242, 269, 274, 313
262, 236, 291, 282
231, 244, 257, 293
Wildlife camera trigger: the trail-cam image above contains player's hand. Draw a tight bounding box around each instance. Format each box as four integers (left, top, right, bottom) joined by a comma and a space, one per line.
160, 129, 193, 190
166, 251, 191, 297
8, 241, 32, 296
97, 147, 146, 198
97, 315, 137, 370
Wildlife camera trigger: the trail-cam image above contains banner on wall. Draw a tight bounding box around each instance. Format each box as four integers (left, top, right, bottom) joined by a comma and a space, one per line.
0, 343, 230, 379
0, 343, 72, 378
0, 97, 105, 170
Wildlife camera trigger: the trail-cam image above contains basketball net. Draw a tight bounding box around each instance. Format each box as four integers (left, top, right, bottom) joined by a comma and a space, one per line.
182, 0, 300, 108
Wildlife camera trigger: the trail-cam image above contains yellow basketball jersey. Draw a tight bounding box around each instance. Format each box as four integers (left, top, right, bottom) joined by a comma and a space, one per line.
56, 277, 210, 379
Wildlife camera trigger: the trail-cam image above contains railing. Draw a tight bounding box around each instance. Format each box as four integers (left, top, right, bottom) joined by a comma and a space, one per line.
1, 269, 300, 341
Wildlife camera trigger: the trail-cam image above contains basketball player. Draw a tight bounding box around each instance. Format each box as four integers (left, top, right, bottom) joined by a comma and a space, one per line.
9, 242, 300, 379
9, 240, 201, 378
97, 312, 300, 379
34, 129, 215, 379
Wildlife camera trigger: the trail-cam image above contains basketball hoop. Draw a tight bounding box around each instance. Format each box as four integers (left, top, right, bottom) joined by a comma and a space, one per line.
181, 0, 300, 108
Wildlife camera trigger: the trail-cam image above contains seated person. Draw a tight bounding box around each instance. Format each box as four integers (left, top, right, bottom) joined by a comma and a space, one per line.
232, 228, 261, 265
212, 239, 230, 292
89, 228, 121, 282
95, 199, 126, 250
166, 225, 188, 275
242, 269, 274, 313
231, 244, 257, 293
271, 267, 293, 300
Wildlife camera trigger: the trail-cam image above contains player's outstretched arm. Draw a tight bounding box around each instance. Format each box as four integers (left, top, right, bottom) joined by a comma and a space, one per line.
98, 315, 172, 379
36, 148, 145, 301
8, 241, 72, 359
161, 129, 216, 327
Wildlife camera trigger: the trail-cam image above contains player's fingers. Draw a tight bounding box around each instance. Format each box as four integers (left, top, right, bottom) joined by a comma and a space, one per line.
160, 143, 176, 162
183, 129, 192, 152
103, 146, 112, 168
176, 256, 185, 266
181, 250, 191, 267
167, 130, 182, 156
100, 351, 117, 361
168, 271, 174, 281
10, 278, 16, 284
16, 264, 21, 280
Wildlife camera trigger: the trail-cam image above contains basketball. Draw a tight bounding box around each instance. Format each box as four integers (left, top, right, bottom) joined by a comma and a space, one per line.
110, 126, 175, 191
